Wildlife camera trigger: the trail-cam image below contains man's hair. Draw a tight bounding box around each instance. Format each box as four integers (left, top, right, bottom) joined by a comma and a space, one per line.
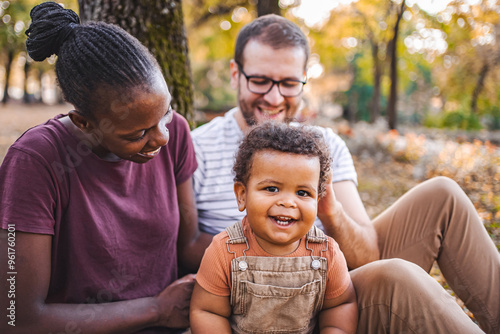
26, 1, 160, 118
233, 122, 331, 197
234, 14, 310, 69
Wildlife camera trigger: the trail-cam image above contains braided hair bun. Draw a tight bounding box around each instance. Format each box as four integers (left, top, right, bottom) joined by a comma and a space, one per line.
24, 1, 160, 117
26, 2, 80, 61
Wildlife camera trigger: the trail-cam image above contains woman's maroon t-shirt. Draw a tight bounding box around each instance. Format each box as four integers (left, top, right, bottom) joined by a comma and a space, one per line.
0, 111, 197, 306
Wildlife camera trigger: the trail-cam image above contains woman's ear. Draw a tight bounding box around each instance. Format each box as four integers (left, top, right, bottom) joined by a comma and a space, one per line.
234, 182, 247, 212
68, 110, 94, 133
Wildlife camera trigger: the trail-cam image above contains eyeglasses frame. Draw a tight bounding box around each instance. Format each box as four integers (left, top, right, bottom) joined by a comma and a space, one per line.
235, 62, 307, 97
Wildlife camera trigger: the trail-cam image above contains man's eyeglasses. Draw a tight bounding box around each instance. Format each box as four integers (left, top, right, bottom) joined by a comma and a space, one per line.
236, 62, 306, 97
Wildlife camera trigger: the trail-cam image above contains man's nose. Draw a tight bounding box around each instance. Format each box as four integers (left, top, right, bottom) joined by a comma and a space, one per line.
263, 83, 285, 106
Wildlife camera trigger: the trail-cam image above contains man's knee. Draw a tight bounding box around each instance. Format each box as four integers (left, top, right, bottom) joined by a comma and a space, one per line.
352, 258, 425, 282
418, 176, 462, 201
351, 259, 431, 303
352, 259, 484, 334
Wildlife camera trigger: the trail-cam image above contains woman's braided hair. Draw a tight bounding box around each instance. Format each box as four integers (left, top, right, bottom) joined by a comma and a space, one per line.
233, 122, 332, 198
26, 1, 160, 117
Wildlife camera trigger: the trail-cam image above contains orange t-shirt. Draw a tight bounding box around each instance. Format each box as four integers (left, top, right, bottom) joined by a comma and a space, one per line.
196, 217, 351, 300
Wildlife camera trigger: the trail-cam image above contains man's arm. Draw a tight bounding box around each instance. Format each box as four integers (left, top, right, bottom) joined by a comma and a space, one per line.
0, 230, 193, 333
177, 177, 214, 273
318, 180, 379, 269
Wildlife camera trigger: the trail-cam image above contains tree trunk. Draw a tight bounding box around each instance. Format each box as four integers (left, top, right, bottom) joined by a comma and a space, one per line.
257, 0, 281, 16
470, 62, 489, 114
387, 0, 406, 130
23, 58, 31, 104
2, 50, 14, 104
369, 42, 382, 123
347, 61, 357, 124
78, 0, 195, 126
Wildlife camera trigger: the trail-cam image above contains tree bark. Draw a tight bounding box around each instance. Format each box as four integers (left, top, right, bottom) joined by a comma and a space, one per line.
2, 50, 14, 104
387, 0, 406, 130
369, 42, 382, 123
78, 0, 195, 126
23, 58, 31, 104
470, 62, 489, 114
257, 0, 281, 16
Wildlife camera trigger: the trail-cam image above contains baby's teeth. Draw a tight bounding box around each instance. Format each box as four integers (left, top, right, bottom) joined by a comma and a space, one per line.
275, 216, 293, 225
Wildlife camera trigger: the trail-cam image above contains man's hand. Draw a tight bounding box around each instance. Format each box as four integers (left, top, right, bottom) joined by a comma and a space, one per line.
318, 180, 339, 221
317, 180, 380, 268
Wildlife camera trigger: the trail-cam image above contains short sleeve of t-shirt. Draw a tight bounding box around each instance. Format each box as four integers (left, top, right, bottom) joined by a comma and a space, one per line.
0, 145, 59, 234
196, 232, 232, 296
169, 112, 198, 184
324, 237, 351, 300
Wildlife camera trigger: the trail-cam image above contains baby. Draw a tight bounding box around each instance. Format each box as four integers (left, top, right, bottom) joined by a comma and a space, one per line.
190, 122, 357, 333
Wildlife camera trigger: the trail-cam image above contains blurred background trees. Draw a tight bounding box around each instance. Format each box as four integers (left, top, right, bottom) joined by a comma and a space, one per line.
1, 0, 500, 131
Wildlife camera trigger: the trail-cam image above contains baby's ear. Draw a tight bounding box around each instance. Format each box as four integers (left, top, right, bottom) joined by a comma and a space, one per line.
234, 182, 247, 212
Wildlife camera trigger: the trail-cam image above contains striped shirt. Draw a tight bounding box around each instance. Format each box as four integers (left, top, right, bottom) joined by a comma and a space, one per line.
191, 108, 357, 235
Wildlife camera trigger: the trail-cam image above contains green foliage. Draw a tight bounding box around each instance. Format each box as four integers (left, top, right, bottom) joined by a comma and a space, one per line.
346, 83, 373, 122
483, 106, 500, 131
183, 0, 253, 113
442, 110, 482, 130
424, 110, 482, 131
0, 0, 77, 51
192, 60, 235, 112
422, 113, 443, 128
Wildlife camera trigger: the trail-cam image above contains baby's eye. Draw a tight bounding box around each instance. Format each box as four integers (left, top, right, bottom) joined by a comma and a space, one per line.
297, 190, 310, 197
265, 186, 279, 193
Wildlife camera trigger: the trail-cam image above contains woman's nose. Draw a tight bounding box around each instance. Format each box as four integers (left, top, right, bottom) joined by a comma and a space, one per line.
149, 124, 169, 148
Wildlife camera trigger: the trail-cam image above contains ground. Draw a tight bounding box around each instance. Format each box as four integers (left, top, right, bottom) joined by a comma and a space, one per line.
1, 102, 499, 324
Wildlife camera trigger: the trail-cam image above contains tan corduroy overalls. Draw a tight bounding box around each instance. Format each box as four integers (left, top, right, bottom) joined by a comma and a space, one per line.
225, 221, 329, 334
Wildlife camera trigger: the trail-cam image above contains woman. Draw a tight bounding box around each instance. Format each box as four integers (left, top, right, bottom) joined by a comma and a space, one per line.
0, 2, 210, 333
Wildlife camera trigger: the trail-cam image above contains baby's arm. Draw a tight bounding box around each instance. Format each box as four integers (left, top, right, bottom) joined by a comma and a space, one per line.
190, 281, 232, 333
318, 281, 358, 334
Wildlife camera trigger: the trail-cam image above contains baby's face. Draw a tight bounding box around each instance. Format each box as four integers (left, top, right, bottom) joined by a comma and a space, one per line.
234, 149, 320, 255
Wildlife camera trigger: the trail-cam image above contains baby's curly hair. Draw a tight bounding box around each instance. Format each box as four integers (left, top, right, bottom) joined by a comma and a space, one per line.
233, 122, 332, 197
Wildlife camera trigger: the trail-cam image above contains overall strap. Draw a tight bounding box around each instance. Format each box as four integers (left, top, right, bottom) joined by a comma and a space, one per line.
226, 221, 246, 244
306, 225, 327, 243
226, 221, 250, 271
306, 225, 328, 266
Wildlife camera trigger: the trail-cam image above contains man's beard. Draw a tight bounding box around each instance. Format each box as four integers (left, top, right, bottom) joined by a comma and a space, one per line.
237, 94, 297, 127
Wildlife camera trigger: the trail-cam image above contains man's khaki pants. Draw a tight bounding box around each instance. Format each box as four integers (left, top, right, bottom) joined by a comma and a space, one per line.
351, 177, 499, 334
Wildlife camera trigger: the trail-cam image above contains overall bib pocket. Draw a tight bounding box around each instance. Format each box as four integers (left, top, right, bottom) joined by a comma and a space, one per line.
234, 279, 321, 333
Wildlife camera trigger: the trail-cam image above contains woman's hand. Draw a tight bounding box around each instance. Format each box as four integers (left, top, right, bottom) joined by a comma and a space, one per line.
155, 274, 196, 328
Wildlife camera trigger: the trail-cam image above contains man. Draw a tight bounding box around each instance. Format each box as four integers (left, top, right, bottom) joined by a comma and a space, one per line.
191, 15, 499, 333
